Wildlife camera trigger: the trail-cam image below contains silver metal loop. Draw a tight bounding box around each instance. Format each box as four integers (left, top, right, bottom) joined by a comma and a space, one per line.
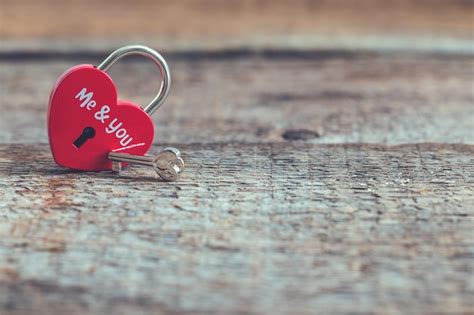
97, 45, 171, 116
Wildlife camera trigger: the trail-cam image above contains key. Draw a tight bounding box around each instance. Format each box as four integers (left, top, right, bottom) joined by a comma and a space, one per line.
108, 147, 184, 181
73, 126, 96, 148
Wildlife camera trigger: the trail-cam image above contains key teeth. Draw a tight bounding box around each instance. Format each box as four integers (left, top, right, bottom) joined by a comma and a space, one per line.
111, 161, 122, 172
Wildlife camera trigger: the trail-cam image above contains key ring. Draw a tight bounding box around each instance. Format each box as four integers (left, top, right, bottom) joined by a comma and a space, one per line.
97, 45, 171, 115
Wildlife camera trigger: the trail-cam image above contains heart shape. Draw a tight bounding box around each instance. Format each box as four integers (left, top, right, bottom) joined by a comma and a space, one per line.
48, 65, 154, 171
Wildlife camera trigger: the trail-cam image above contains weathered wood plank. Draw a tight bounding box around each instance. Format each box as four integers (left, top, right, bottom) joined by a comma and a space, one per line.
1, 0, 473, 55
0, 0, 462, 38
0, 143, 473, 315
1, 54, 473, 145
1, 0, 472, 41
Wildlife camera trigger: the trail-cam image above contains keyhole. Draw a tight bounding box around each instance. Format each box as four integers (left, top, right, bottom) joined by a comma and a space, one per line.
73, 127, 96, 148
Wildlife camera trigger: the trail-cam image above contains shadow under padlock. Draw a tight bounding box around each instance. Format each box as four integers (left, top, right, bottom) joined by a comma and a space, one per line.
47, 45, 184, 181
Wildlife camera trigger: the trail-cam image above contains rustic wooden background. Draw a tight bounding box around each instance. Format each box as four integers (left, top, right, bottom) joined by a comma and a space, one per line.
0, 1, 473, 314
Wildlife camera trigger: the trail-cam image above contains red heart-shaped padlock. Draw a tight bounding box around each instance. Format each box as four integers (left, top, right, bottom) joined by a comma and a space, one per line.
48, 65, 154, 171
47, 45, 171, 172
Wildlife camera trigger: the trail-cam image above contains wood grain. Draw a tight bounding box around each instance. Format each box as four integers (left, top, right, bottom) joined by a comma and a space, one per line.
1, 54, 473, 145
0, 0, 472, 54
1, 1, 473, 313
1, 0, 472, 39
0, 142, 473, 315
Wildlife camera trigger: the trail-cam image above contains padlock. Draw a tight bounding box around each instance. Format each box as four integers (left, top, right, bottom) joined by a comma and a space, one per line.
47, 45, 170, 171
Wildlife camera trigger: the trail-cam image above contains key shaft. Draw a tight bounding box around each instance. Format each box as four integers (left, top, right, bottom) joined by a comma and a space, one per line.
108, 153, 155, 167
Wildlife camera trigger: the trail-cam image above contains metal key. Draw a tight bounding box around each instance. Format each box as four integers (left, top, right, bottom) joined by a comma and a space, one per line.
108, 147, 184, 181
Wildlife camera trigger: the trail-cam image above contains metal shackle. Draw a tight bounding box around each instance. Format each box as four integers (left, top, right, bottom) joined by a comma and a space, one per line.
97, 45, 171, 116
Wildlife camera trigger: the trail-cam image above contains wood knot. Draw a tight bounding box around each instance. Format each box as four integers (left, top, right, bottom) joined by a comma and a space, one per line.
282, 129, 321, 141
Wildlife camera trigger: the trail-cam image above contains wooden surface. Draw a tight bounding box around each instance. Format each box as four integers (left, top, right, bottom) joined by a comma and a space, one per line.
0, 0, 473, 54
1, 54, 473, 145
2, 0, 473, 39
0, 143, 473, 315
0, 1, 473, 314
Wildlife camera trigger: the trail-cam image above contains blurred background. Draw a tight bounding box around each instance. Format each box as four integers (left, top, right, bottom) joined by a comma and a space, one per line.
1, 0, 472, 53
